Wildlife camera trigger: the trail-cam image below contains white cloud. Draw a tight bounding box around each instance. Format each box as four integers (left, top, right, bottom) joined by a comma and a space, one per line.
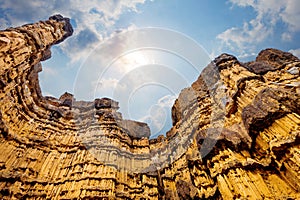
281, 32, 293, 41
42, 67, 57, 76
280, 0, 300, 32
42, 91, 56, 97
289, 48, 300, 58
139, 95, 176, 137
93, 77, 128, 99
73, 27, 209, 100
1, 0, 146, 30
0, 18, 9, 29
156, 95, 176, 108
217, 19, 272, 52
0, 0, 149, 62
218, 0, 300, 55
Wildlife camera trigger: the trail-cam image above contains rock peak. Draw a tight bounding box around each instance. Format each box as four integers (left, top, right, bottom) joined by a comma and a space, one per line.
49, 14, 73, 43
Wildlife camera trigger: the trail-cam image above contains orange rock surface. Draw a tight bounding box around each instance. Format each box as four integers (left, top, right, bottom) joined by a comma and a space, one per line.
0, 16, 299, 199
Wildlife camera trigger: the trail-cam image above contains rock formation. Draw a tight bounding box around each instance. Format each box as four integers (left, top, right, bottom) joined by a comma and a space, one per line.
0, 15, 299, 199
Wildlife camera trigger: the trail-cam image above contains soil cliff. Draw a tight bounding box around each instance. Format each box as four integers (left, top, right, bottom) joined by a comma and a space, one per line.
0, 15, 299, 199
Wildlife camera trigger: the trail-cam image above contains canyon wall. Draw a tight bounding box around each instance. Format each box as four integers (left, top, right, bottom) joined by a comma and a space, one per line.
0, 16, 299, 199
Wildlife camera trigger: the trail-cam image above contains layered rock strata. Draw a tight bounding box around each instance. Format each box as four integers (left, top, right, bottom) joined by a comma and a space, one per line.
0, 16, 299, 199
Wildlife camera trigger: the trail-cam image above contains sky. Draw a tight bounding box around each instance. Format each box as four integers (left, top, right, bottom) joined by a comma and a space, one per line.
0, 0, 299, 138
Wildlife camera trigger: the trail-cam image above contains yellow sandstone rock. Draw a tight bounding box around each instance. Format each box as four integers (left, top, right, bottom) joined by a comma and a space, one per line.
0, 15, 299, 199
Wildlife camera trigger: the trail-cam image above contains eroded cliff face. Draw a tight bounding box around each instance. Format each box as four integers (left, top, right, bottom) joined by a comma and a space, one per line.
0, 16, 299, 199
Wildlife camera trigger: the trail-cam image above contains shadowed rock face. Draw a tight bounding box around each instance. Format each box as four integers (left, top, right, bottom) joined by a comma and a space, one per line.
0, 16, 300, 199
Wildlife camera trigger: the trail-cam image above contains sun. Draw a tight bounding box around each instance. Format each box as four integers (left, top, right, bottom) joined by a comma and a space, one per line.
117, 50, 153, 72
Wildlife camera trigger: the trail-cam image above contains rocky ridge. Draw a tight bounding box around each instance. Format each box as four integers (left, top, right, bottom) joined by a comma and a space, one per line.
0, 15, 299, 199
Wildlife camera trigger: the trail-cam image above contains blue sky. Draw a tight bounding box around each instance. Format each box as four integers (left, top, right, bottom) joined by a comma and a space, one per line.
1, 0, 299, 137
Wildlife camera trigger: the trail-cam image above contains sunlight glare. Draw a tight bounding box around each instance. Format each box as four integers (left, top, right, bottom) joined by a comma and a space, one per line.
117, 51, 153, 72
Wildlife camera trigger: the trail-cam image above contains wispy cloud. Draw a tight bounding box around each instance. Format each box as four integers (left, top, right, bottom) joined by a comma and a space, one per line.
281, 32, 293, 42
217, 19, 272, 52
217, 0, 300, 58
139, 95, 176, 137
280, 0, 300, 32
289, 48, 300, 58
0, 0, 149, 62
